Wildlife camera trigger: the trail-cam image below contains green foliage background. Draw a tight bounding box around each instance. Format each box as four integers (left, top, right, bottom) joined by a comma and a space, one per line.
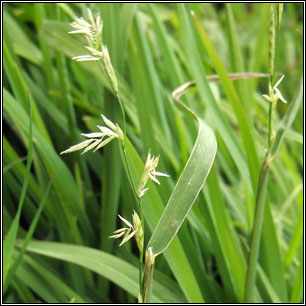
3, 3, 303, 303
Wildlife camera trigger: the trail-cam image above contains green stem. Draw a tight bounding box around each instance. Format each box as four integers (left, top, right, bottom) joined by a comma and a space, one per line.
116, 93, 144, 302
244, 154, 271, 302
97, 59, 145, 302
139, 198, 144, 300
267, 102, 273, 147
116, 94, 127, 142
244, 84, 277, 302
115, 94, 139, 200
142, 248, 156, 303
244, 76, 276, 301
244, 8, 277, 294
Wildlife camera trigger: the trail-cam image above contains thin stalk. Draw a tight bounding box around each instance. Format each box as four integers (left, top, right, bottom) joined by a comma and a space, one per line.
142, 248, 156, 303
96, 61, 138, 202
116, 94, 136, 194
138, 198, 144, 300
243, 152, 271, 302
96, 60, 145, 302
116, 93, 144, 301
244, 5, 279, 301
267, 102, 273, 147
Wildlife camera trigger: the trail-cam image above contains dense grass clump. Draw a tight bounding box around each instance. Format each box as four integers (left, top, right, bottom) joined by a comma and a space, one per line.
3, 3, 303, 303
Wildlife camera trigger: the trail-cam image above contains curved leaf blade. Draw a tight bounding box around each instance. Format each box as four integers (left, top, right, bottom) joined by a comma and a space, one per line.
147, 119, 217, 255
3, 94, 32, 286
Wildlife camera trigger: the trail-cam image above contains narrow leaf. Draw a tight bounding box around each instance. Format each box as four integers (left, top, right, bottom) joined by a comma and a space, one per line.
147, 116, 217, 255
3, 94, 32, 285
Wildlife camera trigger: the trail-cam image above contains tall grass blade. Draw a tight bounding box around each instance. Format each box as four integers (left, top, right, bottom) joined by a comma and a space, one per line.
147, 113, 217, 255
15, 240, 182, 303
3, 94, 33, 286
4, 181, 52, 293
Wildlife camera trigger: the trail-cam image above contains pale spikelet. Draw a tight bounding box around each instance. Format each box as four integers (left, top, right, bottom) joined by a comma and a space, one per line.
102, 44, 118, 94
72, 55, 100, 62
60, 114, 123, 155
132, 210, 143, 252
118, 214, 133, 228
81, 139, 102, 155
119, 230, 136, 246
262, 75, 287, 104
109, 214, 137, 247
60, 139, 94, 155
145, 247, 156, 265
81, 132, 104, 138
69, 9, 103, 58
87, 8, 95, 29
93, 136, 115, 152
68, 9, 119, 94
101, 114, 117, 131
136, 151, 170, 198
108, 228, 127, 239
97, 126, 118, 137
139, 188, 149, 198
84, 46, 103, 57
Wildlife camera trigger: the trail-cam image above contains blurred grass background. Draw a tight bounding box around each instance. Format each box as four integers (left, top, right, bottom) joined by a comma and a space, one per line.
3, 3, 303, 303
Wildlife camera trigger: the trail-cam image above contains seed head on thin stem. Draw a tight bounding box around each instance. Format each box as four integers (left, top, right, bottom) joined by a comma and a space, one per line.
136, 151, 170, 198
60, 114, 123, 155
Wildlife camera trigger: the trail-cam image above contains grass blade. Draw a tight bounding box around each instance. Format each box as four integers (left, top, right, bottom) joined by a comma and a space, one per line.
3, 93, 33, 286
191, 10, 260, 194
4, 181, 52, 293
125, 140, 205, 302
18, 255, 93, 303
15, 240, 181, 303
178, 4, 252, 191
147, 116, 217, 255
271, 77, 303, 157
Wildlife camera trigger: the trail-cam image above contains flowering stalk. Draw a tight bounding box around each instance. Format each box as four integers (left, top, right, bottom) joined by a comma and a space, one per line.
244, 4, 286, 302
134, 152, 169, 299
68, 8, 134, 201
66, 9, 168, 302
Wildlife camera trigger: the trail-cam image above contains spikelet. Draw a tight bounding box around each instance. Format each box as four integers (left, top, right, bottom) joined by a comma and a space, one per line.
268, 5, 275, 76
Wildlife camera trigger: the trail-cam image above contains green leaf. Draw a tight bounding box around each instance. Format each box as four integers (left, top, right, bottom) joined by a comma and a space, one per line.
15, 240, 182, 303
191, 9, 260, 194
178, 4, 252, 192
125, 140, 205, 302
147, 118, 217, 255
4, 181, 52, 293
3, 93, 33, 286
3, 88, 94, 243
17, 254, 93, 303
271, 78, 303, 157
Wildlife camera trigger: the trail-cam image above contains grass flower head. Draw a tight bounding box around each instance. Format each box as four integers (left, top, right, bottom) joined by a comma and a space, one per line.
69, 8, 102, 50
136, 151, 170, 198
109, 214, 136, 247
60, 114, 123, 155
262, 75, 287, 104
69, 8, 118, 93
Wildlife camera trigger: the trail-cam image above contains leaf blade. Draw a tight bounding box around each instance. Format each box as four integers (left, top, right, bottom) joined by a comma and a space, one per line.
147, 119, 217, 255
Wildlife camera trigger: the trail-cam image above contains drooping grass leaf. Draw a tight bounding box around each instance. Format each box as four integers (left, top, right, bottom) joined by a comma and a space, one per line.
147, 112, 217, 256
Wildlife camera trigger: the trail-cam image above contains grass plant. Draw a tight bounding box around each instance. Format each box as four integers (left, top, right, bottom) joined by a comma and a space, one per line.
3, 3, 303, 303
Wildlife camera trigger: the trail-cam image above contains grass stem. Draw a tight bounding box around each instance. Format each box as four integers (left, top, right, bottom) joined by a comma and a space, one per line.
116, 93, 145, 302
243, 153, 271, 302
